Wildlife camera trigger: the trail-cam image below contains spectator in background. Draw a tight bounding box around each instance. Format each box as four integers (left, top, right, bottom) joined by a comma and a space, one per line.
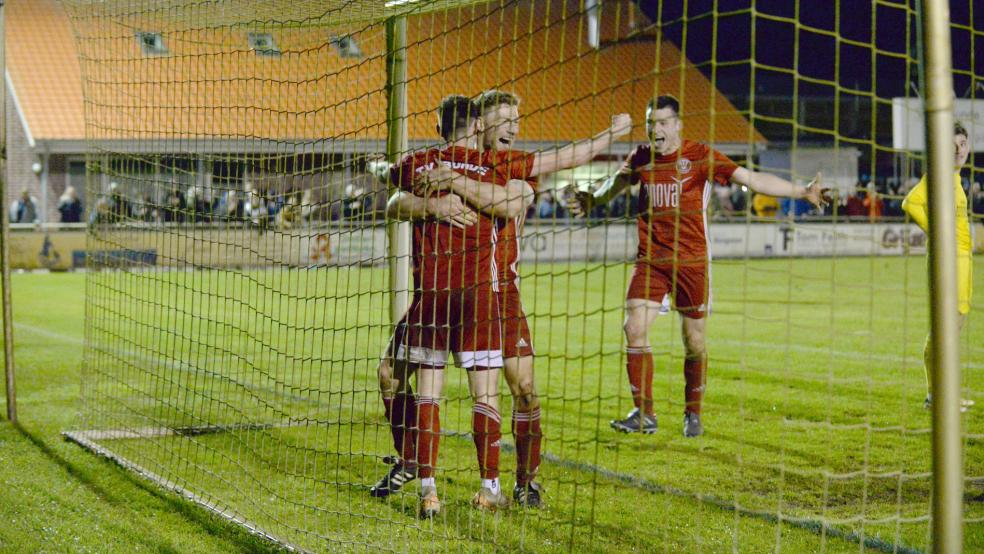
187, 185, 213, 223
844, 188, 866, 217
215, 189, 244, 222
342, 183, 365, 219
751, 192, 779, 218
863, 189, 883, 220
57, 186, 84, 223
713, 184, 735, 219
729, 184, 746, 213
276, 190, 304, 229
89, 198, 111, 225
537, 190, 557, 219
245, 187, 270, 228
779, 196, 814, 219
108, 182, 132, 223
608, 192, 626, 218
162, 186, 186, 223
134, 192, 158, 222
971, 181, 984, 216
882, 182, 904, 218
10, 188, 39, 223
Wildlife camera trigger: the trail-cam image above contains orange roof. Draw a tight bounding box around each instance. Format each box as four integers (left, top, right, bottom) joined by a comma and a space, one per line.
8, 0, 764, 148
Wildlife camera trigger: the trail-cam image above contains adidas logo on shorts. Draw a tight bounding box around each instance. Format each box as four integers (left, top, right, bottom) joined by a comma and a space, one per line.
516, 338, 529, 348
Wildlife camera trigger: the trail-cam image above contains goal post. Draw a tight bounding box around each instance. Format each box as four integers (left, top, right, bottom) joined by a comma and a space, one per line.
920, 0, 963, 551
385, 14, 411, 325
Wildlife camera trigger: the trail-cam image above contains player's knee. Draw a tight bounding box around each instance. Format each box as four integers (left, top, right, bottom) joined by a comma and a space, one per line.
684, 338, 707, 360
623, 317, 648, 343
683, 334, 706, 358
513, 381, 539, 412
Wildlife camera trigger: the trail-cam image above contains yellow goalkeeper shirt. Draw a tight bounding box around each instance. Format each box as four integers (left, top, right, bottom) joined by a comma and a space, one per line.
901, 172, 971, 255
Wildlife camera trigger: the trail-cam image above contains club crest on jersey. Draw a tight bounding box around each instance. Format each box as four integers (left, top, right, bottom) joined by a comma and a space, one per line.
676, 158, 692, 174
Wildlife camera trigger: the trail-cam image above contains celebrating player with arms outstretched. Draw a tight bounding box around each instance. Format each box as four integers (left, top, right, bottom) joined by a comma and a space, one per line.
472, 90, 631, 506
568, 95, 829, 437
902, 121, 975, 413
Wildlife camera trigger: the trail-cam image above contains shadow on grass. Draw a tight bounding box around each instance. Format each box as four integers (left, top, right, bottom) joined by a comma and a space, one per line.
11, 421, 284, 554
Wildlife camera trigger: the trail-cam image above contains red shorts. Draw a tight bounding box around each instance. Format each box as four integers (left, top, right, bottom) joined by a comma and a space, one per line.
395, 286, 503, 369
626, 262, 709, 319
499, 281, 534, 358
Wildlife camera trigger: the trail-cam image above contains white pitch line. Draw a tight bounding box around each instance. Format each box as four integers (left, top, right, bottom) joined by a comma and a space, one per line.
14, 322, 321, 406
712, 337, 984, 370
15, 322, 984, 372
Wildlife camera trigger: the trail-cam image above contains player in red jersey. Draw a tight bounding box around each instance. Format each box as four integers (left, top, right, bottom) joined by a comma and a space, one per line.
568, 95, 829, 437
380, 95, 536, 518
385, 89, 631, 508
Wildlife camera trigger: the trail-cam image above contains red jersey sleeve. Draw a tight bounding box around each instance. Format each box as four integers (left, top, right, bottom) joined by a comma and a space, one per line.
508, 151, 538, 191
389, 155, 417, 193
508, 151, 536, 180
389, 151, 435, 193
709, 148, 739, 186
624, 145, 651, 185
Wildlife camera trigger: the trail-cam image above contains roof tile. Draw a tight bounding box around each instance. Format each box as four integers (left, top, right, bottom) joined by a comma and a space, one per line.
8, 0, 763, 146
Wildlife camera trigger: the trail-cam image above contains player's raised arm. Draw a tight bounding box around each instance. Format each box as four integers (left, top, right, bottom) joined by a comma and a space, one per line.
730, 168, 831, 210
385, 190, 478, 229
529, 114, 632, 178
565, 158, 635, 218
421, 164, 534, 219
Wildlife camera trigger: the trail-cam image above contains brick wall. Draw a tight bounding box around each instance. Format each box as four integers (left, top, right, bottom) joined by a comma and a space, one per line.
5, 93, 43, 221
5, 96, 74, 223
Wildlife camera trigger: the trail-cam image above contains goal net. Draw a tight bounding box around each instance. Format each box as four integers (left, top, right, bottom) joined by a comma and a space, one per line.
59, 0, 982, 551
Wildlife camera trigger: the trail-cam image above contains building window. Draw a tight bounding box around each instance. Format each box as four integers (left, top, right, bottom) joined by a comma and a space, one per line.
136, 32, 167, 55
248, 33, 281, 57
330, 35, 362, 59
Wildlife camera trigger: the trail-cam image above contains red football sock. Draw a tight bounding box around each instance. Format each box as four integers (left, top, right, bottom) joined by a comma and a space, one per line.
684, 355, 707, 414
382, 397, 393, 425
472, 403, 501, 480
415, 397, 440, 479
626, 346, 654, 416
391, 390, 417, 466
512, 407, 541, 486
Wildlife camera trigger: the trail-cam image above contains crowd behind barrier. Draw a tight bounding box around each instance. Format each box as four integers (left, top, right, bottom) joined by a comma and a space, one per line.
11, 171, 984, 230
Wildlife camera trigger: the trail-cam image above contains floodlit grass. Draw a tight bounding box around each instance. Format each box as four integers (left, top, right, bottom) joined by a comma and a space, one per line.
1, 256, 982, 552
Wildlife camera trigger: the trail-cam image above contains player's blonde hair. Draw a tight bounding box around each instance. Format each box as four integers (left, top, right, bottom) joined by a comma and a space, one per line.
474, 89, 521, 114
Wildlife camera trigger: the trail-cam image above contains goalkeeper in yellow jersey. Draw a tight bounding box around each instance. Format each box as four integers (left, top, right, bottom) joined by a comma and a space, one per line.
901, 121, 974, 412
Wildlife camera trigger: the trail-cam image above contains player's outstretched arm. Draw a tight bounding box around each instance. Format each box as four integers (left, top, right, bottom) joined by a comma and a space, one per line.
385, 191, 478, 229
530, 114, 632, 178
565, 165, 633, 217
731, 168, 831, 210
422, 166, 534, 219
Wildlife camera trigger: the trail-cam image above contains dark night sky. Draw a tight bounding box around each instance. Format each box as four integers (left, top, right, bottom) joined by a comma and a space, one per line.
634, 0, 982, 105
625, 0, 981, 176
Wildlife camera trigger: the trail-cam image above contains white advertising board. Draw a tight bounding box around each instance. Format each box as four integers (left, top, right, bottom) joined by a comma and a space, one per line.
892, 98, 984, 151
315, 222, 932, 268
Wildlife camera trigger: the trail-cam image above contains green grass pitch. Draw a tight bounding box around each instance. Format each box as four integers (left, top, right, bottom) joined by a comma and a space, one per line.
1, 255, 982, 553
